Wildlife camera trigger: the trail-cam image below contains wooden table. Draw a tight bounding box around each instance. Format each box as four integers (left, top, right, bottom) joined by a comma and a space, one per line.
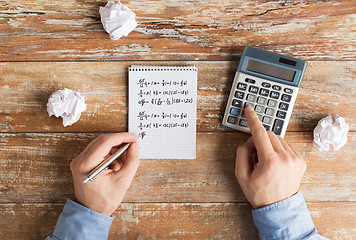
0, 1, 355, 239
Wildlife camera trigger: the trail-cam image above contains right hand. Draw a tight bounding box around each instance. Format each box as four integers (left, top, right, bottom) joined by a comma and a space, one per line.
235, 106, 306, 209
70, 133, 140, 216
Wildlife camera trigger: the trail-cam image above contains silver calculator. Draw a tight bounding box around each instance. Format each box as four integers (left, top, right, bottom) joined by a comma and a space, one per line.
222, 47, 307, 137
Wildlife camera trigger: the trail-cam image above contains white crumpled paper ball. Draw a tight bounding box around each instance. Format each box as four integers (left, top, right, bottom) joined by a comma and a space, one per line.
313, 115, 349, 151
99, 1, 138, 40
47, 88, 87, 127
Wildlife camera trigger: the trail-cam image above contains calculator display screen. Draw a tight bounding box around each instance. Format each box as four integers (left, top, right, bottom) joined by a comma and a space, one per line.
246, 59, 296, 81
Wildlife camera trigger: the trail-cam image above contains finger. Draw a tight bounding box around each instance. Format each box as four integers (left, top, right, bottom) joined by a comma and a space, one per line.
235, 137, 255, 181
278, 136, 302, 159
109, 159, 123, 171
101, 146, 120, 161
86, 133, 138, 167
110, 147, 119, 155
267, 131, 285, 153
252, 151, 258, 168
119, 151, 128, 163
244, 106, 274, 158
114, 142, 140, 181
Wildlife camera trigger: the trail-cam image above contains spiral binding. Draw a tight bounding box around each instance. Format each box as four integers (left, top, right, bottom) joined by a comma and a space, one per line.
129, 65, 197, 71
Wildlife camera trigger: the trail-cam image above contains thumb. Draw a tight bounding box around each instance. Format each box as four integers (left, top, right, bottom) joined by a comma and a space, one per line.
235, 137, 255, 182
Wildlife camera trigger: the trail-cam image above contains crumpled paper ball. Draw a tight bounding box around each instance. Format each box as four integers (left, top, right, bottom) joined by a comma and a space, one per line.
47, 88, 87, 127
99, 1, 138, 40
313, 115, 349, 151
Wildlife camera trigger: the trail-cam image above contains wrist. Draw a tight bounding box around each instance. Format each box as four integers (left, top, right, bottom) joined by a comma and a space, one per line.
252, 193, 298, 209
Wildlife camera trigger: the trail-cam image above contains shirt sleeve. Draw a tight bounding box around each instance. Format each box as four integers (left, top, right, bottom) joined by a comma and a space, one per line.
46, 198, 114, 240
252, 192, 329, 240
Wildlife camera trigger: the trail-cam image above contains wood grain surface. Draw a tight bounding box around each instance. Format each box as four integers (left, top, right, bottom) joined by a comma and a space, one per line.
1, 132, 355, 203
1, 202, 355, 239
1, 0, 355, 239
1, 0, 355, 61
0, 61, 355, 132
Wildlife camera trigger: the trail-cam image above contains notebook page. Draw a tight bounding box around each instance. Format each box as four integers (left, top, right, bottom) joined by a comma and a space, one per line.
128, 65, 197, 159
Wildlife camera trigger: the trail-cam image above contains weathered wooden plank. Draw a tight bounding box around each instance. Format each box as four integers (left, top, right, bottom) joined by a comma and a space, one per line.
0, 202, 355, 239
1, 132, 355, 203
0, 0, 355, 60
0, 61, 355, 132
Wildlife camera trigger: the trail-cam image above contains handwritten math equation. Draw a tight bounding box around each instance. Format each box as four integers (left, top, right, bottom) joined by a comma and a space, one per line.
138, 89, 189, 97
135, 77, 195, 139
138, 97, 193, 106
138, 78, 187, 88
138, 111, 188, 120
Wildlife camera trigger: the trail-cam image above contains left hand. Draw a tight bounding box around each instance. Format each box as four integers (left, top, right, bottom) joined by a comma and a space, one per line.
70, 133, 140, 216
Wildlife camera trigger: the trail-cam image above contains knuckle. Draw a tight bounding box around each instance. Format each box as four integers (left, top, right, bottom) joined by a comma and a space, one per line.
74, 161, 87, 173
69, 160, 76, 172
300, 159, 307, 172
266, 152, 278, 162
97, 134, 110, 143
282, 152, 294, 163
265, 154, 279, 171
235, 170, 246, 182
236, 145, 245, 153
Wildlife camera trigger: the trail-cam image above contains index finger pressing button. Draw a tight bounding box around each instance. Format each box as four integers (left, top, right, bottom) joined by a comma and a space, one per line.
244, 106, 274, 155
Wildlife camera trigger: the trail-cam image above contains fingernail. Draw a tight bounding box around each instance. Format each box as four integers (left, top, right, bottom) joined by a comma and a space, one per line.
244, 106, 254, 112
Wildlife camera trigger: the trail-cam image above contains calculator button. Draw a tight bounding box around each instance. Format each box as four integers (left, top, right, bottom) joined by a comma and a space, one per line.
265, 108, 275, 116
227, 116, 238, 125
272, 119, 284, 135
255, 105, 265, 114
276, 110, 287, 119
234, 91, 245, 99
245, 78, 255, 84
267, 99, 277, 108
262, 116, 273, 125
279, 102, 289, 111
249, 85, 259, 94
244, 102, 255, 109
229, 107, 240, 116
270, 91, 280, 99
232, 99, 243, 108
281, 94, 292, 102
272, 85, 282, 91
241, 110, 245, 118
259, 88, 269, 97
262, 82, 271, 88
237, 83, 247, 90
257, 114, 263, 121
263, 125, 271, 131
284, 88, 293, 94
246, 94, 257, 103
257, 97, 267, 105
239, 119, 248, 128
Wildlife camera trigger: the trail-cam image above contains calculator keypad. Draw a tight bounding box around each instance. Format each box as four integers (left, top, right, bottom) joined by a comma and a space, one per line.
270, 91, 280, 99
235, 91, 245, 99
259, 88, 269, 97
237, 83, 247, 90
249, 86, 259, 94
223, 74, 298, 137
232, 99, 243, 108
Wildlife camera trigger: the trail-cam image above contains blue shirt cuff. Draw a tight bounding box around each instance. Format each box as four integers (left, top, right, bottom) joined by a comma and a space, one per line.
252, 192, 319, 240
51, 198, 114, 240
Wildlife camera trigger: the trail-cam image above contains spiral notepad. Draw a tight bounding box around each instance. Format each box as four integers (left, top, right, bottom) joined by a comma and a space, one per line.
128, 65, 197, 159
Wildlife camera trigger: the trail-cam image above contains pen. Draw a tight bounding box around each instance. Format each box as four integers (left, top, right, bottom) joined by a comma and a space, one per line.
83, 137, 139, 183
